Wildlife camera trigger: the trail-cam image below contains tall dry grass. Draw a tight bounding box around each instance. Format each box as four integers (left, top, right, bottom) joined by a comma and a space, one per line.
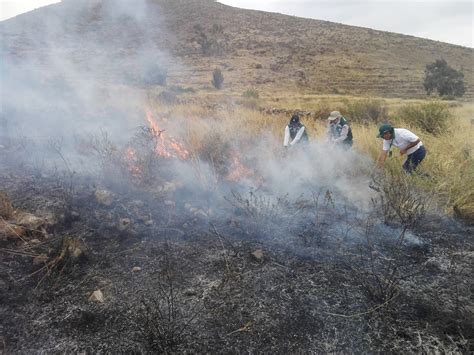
350, 102, 473, 220
149, 98, 473, 222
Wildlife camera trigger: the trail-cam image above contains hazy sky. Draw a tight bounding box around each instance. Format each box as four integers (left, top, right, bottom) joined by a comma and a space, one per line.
0, 0, 472, 47
218, 0, 473, 48
0, 0, 60, 20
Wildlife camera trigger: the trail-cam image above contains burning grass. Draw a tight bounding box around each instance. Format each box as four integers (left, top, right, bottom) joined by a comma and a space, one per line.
154, 99, 473, 222
0, 97, 473, 353
8, 95, 472, 223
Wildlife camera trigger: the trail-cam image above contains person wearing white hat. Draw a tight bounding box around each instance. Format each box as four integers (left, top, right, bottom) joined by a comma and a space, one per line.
326, 111, 353, 149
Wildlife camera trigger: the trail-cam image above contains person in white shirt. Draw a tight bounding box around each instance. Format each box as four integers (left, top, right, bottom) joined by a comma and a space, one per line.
377, 124, 426, 173
283, 114, 308, 147
326, 111, 353, 149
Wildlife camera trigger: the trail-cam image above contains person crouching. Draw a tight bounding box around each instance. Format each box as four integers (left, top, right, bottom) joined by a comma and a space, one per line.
377, 124, 426, 173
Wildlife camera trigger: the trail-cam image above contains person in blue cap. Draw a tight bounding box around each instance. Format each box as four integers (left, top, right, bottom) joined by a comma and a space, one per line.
377, 124, 426, 173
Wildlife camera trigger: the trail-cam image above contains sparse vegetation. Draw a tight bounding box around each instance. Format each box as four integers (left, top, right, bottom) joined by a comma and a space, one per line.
242, 88, 259, 99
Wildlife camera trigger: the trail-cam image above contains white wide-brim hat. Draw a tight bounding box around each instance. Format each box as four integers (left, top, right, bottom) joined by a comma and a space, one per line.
328, 111, 342, 121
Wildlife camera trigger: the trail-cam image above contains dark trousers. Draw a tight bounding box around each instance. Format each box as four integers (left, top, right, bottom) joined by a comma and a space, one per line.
342, 140, 353, 150
403, 145, 426, 173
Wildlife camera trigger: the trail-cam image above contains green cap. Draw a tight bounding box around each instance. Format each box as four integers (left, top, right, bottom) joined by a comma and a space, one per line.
377, 124, 394, 138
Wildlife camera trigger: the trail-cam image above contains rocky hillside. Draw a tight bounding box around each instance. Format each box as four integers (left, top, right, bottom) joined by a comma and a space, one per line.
1, 0, 473, 98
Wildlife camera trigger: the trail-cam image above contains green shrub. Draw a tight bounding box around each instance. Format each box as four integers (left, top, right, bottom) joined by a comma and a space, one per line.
344, 98, 387, 123
397, 101, 451, 135
242, 88, 259, 99
212, 68, 224, 89
424, 59, 465, 97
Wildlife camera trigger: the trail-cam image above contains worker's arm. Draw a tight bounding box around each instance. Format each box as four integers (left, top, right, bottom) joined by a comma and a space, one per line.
377, 150, 389, 167
290, 126, 305, 145
283, 126, 290, 146
400, 139, 420, 155
333, 125, 349, 143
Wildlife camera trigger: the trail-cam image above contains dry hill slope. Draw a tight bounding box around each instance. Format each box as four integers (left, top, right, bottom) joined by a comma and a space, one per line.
1, 0, 473, 98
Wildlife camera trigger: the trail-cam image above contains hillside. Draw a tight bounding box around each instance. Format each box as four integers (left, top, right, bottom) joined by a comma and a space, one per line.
1, 0, 473, 99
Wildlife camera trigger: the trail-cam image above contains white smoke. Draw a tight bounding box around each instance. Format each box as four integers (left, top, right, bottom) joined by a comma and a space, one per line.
0, 0, 174, 159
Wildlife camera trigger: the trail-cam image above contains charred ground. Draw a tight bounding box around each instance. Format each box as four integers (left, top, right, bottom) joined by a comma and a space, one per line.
1, 158, 472, 353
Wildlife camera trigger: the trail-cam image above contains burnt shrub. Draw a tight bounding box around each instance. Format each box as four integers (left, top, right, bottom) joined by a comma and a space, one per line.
123, 126, 163, 185
397, 101, 451, 135
351, 227, 425, 303
132, 269, 202, 353
371, 169, 428, 228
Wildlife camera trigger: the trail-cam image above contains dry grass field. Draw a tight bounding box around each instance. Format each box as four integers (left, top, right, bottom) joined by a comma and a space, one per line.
147, 92, 474, 222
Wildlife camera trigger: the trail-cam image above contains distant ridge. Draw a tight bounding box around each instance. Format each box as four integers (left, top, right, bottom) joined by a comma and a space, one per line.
1, 0, 472, 98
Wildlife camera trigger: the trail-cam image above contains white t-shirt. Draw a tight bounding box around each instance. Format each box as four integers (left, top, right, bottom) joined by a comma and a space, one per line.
383, 128, 422, 155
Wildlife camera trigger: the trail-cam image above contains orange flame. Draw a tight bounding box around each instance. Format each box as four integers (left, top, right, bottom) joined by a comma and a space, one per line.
124, 147, 143, 179
145, 109, 189, 160
227, 152, 257, 182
